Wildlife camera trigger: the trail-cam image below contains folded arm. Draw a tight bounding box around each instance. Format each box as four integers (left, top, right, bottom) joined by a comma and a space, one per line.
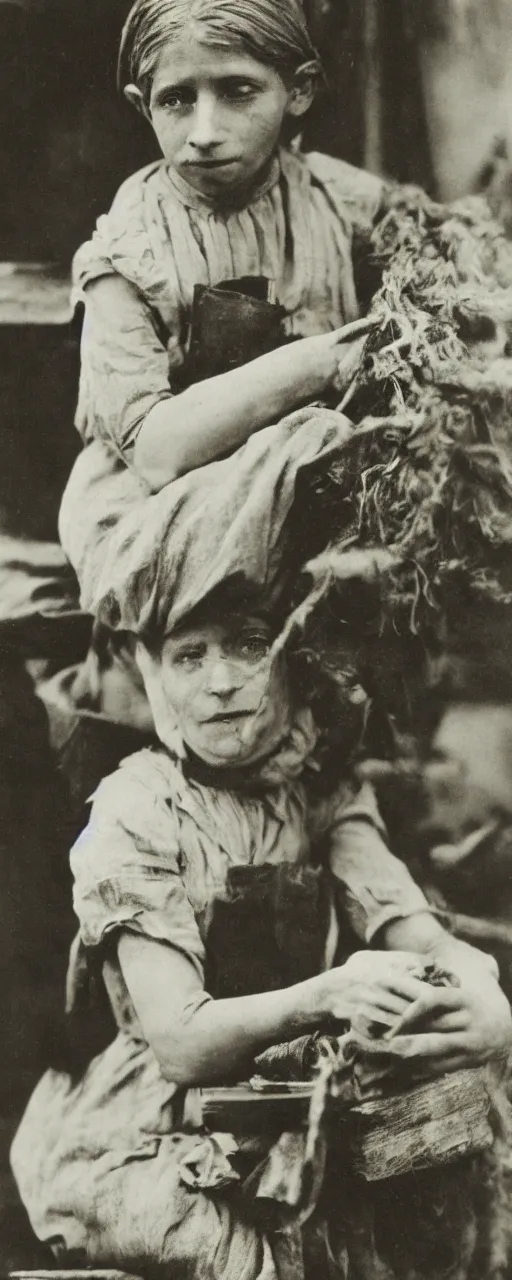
81, 276, 367, 493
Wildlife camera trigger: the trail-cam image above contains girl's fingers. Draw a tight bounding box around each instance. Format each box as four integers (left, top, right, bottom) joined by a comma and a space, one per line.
333, 316, 378, 344
389, 986, 462, 1033
334, 340, 367, 387
352, 982, 439, 1026
404, 1052, 467, 1082
421, 1061, 461, 1078
384, 976, 439, 1003
384, 1031, 467, 1060
364, 990, 416, 1019
388, 997, 430, 1036
356, 1005, 398, 1029
331, 992, 410, 1024
380, 951, 425, 971
424, 1010, 469, 1033
411, 1047, 478, 1078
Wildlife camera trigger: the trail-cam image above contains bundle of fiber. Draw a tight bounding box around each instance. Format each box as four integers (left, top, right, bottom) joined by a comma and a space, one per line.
309, 184, 512, 660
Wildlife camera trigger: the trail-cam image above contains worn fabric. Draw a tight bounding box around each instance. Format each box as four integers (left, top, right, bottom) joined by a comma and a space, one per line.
11, 1037, 277, 1280
72, 148, 382, 458
11, 740, 431, 1277
63, 406, 352, 631
60, 148, 384, 601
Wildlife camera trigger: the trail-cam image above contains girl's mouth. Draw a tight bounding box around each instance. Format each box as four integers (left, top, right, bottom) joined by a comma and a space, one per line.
205, 710, 251, 723
186, 158, 238, 169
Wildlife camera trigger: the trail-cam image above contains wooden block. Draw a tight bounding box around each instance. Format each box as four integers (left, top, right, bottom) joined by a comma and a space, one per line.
0, 264, 72, 325
349, 1068, 493, 1181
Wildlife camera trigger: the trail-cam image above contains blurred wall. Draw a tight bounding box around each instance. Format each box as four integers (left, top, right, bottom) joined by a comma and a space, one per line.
413, 0, 512, 199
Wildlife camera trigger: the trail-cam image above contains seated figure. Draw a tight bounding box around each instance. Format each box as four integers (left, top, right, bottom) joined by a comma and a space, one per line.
11, 566, 512, 1280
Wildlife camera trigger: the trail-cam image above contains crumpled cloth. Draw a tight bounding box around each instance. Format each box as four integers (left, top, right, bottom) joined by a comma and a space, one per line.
179, 1132, 240, 1191
59, 407, 353, 633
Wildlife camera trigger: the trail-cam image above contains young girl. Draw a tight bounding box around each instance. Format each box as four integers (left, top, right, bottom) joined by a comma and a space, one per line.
59, 0, 383, 605
10, 529, 512, 1279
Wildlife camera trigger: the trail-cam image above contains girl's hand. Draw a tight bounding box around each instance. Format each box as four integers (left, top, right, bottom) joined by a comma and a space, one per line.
315, 951, 430, 1033
331, 333, 368, 396
385, 976, 512, 1073
301, 319, 374, 396
329, 316, 375, 393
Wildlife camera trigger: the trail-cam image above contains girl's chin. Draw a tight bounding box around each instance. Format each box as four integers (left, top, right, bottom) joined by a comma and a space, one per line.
196, 744, 259, 768
190, 727, 264, 768
178, 161, 242, 192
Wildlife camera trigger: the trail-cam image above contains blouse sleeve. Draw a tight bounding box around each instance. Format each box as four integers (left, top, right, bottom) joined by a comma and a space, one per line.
72, 163, 183, 463
75, 275, 174, 462
326, 781, 433, 944
69, 752, 206, 981
305, 152, 385, 237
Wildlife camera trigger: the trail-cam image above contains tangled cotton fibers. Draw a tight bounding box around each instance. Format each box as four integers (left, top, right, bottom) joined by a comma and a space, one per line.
310, 183, 512, 647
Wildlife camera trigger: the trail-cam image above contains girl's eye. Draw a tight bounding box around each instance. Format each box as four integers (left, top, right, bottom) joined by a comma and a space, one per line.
222, 82, 257, 103
160, 88, 195, 111
238, 634, 270, 660
173, 648, 203, 667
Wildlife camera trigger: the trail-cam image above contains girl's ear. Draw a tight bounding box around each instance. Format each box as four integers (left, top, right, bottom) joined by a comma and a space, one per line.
286, 61, 319, 120
124, 83, 151, 120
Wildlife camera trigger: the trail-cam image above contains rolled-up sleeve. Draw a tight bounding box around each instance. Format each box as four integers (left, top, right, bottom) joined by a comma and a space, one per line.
75, 275, 174, 462
70, 755, 205, 981
326, 781, 433, 944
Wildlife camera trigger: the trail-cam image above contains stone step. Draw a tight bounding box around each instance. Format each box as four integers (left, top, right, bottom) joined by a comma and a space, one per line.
9, 1271, 143, 1280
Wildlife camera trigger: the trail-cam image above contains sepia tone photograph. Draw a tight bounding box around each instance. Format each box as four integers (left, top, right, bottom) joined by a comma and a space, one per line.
3, 2, 512, 1277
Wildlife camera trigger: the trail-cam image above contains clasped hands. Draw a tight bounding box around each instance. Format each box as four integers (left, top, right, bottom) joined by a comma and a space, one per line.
319, 950, 512, 1076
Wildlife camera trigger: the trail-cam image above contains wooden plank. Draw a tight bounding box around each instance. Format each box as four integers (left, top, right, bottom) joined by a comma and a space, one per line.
349, 1068, 493, 1181
0, 264, 72, 325
201, 1069, 493, 1181
200, 1083, 315, 1132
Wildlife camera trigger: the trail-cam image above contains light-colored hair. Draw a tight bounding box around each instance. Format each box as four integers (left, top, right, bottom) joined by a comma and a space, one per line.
118, 0, 321, 102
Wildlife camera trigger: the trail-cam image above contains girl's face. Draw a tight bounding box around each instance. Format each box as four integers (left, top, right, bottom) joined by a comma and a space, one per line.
159, 613, 291, 766
145, 36, 293, 198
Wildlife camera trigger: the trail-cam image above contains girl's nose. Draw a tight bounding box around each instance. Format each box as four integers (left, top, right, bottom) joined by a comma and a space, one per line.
207, 658, 242, 696
188, 91, 221, 151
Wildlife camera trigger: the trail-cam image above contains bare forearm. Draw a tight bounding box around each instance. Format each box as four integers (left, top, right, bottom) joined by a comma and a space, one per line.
118, 928, 423, 1089
154, 979, 323, 1086
382, 912, 499, 981
133, 337, 333, 491
151, 959, 429, 1086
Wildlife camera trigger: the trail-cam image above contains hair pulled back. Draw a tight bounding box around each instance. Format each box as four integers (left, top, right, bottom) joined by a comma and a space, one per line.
118, 0, 321, 102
